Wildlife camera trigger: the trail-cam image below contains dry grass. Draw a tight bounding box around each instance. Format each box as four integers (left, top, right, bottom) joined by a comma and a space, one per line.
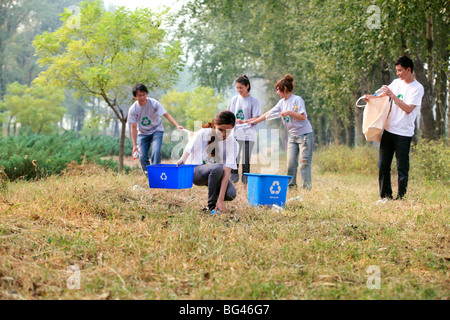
0, 159, 448, 300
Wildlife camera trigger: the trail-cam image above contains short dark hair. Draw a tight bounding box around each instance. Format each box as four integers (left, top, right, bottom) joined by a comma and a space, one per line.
395, 56, 414, 73
236, 75, 251, 92
132, 84, 148, 97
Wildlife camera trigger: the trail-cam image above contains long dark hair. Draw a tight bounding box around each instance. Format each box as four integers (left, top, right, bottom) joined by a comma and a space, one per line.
202, 110, 236, 157
236, 75, 251, 92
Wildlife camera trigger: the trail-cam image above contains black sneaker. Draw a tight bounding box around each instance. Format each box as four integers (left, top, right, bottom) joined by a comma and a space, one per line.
201, 206, 214, 213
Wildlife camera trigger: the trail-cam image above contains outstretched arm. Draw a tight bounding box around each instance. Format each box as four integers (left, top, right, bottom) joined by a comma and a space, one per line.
216, 166, 232, 213
163, 113, 184, 129
130, 123, 139, 154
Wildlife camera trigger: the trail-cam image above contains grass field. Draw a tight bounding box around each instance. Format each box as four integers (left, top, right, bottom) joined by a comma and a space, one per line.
0, 155, 448, 300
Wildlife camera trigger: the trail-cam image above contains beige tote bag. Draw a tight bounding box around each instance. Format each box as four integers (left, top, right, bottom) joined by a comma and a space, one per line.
356, 95, 392, 142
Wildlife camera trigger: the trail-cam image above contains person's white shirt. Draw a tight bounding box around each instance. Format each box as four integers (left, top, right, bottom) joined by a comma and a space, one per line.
385, 79, 424, 137
184, 128, 239, 170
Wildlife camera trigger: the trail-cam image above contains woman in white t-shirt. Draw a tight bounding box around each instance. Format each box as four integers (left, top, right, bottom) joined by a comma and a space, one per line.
177, 110, 239, 213
227, 75, 261, 184
248, 74, 314, 189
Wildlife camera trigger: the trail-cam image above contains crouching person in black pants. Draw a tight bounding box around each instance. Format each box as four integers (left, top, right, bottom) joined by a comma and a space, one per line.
176, 110, 239, 213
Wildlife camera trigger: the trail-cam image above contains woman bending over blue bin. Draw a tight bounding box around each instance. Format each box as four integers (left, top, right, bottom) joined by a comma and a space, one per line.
176, 110, 239, 213
248, 74, 314, 190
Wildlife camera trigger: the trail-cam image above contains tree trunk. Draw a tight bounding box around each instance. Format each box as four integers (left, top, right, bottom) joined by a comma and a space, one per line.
113, 119, 119, 137
319, 115, 328, 146
415, 54, 435, 140
435, 67, 447, 139
118, 118, 127, 173
7, 116, 12, 137
346, 101, 355, 147
77, 105, 85, 133
381, 59, 391, 86
434, 17, 449, 140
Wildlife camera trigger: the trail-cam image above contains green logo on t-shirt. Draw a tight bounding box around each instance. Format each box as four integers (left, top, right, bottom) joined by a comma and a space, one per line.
236, 110, 245, 120
141, 117, 151, 126
394, 94, 404, 105
284, 115, 290, 123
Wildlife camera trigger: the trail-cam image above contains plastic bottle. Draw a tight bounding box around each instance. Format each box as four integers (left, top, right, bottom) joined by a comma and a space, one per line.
265, 113, 281, 121
211, 209, 221, 215
235, 123, 253, 129
271, 204, 284, 213
133, 150, 139, 160
373, 88, 383, 97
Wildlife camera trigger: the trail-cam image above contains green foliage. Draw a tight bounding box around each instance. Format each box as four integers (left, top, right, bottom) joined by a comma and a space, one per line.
33, 0, 183, 104
160, 87, 224, 131
33, 0, 184, 171
0, 132, 133, 181
178, 0, 449, 145
2, 82, 65, 134
316, 145, 379, 175
412, 140, 450, 184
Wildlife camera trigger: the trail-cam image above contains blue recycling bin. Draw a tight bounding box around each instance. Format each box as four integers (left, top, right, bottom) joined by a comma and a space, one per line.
244, 173, 292, 207
146, 164, 197, 189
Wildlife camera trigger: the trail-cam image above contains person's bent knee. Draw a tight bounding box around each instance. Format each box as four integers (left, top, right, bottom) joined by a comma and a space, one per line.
210, 164, 224, 176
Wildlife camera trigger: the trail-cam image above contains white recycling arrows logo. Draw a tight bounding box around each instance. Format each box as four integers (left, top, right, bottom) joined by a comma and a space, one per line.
160, 172, 168, 180
270, 181, 281, 195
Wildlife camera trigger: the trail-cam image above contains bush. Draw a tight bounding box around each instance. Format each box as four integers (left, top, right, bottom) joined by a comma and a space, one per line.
316, 145, 378, 175
411, 140, 450, 184
0, 132, 133, 181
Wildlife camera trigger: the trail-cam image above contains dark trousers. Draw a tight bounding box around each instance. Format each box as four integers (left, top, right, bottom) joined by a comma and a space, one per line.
230, 140, 255, 184
193, 164, 237, 210
378, 130, 412, 199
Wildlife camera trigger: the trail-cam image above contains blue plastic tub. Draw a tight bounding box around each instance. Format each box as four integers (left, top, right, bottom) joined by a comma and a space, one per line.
146, 164, 197, 189
244, 173, 292, 207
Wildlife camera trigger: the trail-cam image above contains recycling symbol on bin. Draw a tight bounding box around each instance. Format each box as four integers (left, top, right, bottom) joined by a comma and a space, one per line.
270, 181, 281, 195
160, 172, 168, 180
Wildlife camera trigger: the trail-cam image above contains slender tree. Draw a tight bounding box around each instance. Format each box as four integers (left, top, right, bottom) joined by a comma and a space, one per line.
33, 0, 184, 172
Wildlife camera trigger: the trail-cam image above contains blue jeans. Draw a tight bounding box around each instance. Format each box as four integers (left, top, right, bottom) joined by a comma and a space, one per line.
137, 131, 163, 173
287, 132, 314, 189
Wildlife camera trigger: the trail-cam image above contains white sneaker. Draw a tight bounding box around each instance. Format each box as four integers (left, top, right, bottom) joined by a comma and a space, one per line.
376, 198, 391, 205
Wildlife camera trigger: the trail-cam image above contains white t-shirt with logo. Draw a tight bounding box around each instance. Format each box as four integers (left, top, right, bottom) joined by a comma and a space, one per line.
385, 79, 424, 137
269, 94, 313, 136
227, 95, 261, 142
127, 97, 167, 135
184, 128, 239, 170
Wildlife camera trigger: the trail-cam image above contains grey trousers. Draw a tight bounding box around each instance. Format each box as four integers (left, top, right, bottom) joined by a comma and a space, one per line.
193, 164, 237, 210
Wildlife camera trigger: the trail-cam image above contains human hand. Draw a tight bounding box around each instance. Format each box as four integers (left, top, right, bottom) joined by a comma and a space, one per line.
381, 85, 394, 98
176, 158, 184, 166
215, 200, 226, 213
177, 125, 184, 130
280, 110, 290, 118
